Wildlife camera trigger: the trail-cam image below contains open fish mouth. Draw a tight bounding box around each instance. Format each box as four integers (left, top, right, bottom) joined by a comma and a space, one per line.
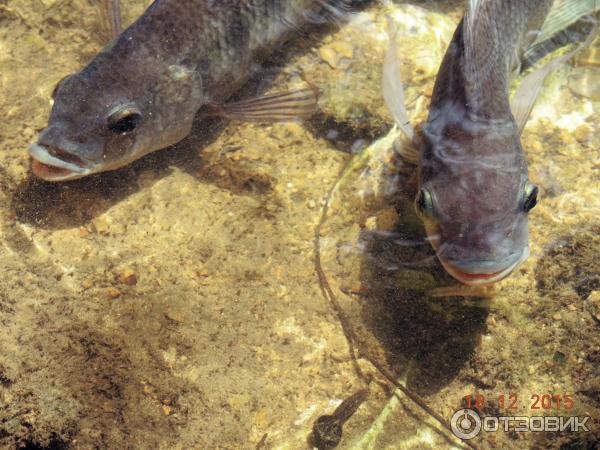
29, 143, 92, 181
440, 247, 530, 286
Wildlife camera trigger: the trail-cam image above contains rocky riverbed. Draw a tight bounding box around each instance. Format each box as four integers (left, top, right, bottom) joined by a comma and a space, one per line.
0, 1, 598, 449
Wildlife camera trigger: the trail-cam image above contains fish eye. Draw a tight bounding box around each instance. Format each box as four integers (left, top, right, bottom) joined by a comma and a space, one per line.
522, 182, 539, 212
415, 187, 436, 218
107, 107, 142, 133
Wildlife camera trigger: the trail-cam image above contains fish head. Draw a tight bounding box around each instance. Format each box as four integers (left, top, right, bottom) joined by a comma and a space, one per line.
30, 54, 204, 181
418, 112, 537, 285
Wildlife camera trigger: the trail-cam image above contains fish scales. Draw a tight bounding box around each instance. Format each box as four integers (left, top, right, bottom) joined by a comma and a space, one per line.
414, 0, 558, 285
29, 0, 347, 180
112, 0, 316, 102
453, 0, 554, 119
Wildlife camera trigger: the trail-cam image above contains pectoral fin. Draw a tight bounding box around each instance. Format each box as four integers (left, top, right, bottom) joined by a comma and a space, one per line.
215, 87, 318, 122
382, 16, 415, 142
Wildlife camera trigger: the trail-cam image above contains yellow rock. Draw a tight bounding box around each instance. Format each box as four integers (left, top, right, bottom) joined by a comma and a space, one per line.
330, 40, 354, 59
573, 124, 593, 143
106, 287, 121, 299
118, 267, 137, 285
253, 408, 268, 427
319, 41, 353, 69
92, 216, 109, 234
319, 47, 338, 68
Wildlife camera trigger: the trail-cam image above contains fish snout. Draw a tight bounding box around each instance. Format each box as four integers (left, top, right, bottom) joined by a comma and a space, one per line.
29, 142, 93, 181
440, 247, 530, 286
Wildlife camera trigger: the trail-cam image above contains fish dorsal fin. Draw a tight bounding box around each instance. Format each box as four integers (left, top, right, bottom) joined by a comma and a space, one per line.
465, 0, 481, 33
215, 87, 318, 122
511, 19, 598, 134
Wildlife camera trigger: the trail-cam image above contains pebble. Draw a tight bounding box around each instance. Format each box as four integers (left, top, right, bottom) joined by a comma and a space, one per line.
106, 287, 121, 299
118, 268, 137, 285
585, 291, 600, 322
558, 130, 575, 146
319, 41, 354, 69
165, 311, 185, 324
92, 217, 109, 234
568, 67, 600, 101
573, 124, 593, 143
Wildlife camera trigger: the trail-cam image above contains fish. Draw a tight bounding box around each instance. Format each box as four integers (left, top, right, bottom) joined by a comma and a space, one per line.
383, 0, 597, 286
29, 0, 360, 181
522, 0, 599, 66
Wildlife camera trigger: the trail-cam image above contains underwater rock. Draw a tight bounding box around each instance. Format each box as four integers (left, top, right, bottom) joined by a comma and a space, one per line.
568, 66, 600, 100
1, 1, 599, 450
568, 37, 600, 100
586, 291, 600, 323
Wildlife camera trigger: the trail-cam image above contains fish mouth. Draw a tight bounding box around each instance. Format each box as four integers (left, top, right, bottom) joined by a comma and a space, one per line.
29, 143, 92, 181
440, 247, 530, 286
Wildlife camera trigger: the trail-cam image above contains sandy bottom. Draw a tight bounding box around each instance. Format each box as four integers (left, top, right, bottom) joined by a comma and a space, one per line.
0, 1, 598, 449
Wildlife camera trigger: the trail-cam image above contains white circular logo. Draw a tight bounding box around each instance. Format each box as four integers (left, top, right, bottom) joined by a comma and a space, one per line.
450, 409, 481, 440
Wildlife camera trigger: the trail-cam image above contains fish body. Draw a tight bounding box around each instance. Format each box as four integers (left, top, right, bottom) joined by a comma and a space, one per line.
415, 0, 555, 285
30, 0, 342, 181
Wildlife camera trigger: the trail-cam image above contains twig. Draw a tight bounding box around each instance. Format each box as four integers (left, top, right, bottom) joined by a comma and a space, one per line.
313, 151, 479, 450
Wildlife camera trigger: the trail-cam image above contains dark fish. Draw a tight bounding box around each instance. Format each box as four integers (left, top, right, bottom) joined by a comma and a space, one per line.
29, 0, 350, 181
522, 0, 599, 66
383, 0, 596, 286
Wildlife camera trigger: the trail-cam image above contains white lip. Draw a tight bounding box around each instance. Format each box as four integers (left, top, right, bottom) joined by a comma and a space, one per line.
442, 246, 530, 286
29, 143, 92, 181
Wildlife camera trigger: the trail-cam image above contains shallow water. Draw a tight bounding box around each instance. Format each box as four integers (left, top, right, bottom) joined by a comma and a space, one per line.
0, 1, 598, 449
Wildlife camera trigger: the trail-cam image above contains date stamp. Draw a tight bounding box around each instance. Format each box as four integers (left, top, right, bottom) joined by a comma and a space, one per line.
464, 393, 575, 411
451, 394, 590, 440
